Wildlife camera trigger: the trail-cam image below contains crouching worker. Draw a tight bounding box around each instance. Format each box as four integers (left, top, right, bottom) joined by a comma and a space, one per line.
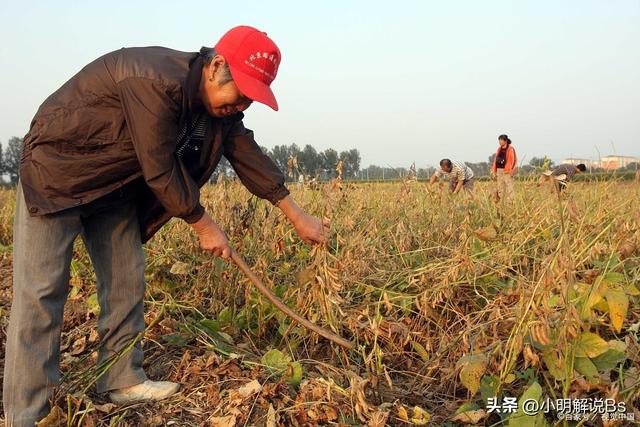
4, 26, 329, 426
429, 159, 475, 194
538, 163, 586, 191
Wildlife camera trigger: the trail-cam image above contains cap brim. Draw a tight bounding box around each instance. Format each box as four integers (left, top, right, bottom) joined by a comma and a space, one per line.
229, 66, 279, 111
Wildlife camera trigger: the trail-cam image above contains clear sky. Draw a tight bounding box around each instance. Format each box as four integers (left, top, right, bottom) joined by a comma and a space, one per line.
1, 0, 638, 168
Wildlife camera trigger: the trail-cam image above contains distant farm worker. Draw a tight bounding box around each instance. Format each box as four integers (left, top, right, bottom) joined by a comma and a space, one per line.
429, 159, 475, 193
491, 134, 517, 201
5, 26, 329, 426
538, 163, 587, 191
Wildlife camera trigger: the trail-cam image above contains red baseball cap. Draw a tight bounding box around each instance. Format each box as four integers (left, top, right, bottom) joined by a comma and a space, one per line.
215, 26, 281, 111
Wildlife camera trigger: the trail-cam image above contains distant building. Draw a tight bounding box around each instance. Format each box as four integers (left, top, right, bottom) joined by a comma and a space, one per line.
561, 156, 639, 170
599, 155, 640, 170
562, 158, 599, 169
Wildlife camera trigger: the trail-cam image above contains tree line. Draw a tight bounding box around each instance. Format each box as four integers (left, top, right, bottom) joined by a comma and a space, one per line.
2, 137, 637, 185
0, 137, 22, 184
0, 138, 364, 184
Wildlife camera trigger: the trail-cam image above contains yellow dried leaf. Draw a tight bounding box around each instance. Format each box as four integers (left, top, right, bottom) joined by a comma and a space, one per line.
266, 404, 276, 427
576, 332, 609, 358
367, 410, 390, 427
618, 240, 636, 259
35, 406, 66, 427
295, 267, 315, 285
605, 288, 628, 333
93, 402, 116, 414
411, 406, 431, 425
397, 405, 409, 421
457, 354, 488, 396
238, 379, 262, 397
210, 415, 237, 427
451, 409, 488, 424
474, 226, 497, 241
170, 261, 191, 275
567, 200, 581, 223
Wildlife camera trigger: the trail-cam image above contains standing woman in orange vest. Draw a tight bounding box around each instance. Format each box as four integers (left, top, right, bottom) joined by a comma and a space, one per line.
491, 134, 517, 200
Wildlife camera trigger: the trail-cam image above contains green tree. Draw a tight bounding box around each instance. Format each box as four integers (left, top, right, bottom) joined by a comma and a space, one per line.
0, 142, 4, 180
4, 136, 23, 184
298, 144, 319, 175
339, 149, 361, 178
269, 145, 290, 172
320, 148, 339, 177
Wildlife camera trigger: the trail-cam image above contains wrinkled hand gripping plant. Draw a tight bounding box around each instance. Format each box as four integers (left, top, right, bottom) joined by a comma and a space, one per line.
230, 250, 354, 350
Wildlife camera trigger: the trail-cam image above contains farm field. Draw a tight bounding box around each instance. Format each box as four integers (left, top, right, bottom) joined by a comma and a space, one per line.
0, 180, 639, 426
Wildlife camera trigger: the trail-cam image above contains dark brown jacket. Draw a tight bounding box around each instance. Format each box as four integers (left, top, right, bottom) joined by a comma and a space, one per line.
19, 46, 289, 242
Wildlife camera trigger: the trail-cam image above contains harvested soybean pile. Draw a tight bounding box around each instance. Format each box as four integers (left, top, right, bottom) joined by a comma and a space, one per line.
0, 180, 639, 426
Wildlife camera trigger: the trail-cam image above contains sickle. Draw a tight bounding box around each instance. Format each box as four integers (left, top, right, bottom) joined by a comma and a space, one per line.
230, 250, 354, 350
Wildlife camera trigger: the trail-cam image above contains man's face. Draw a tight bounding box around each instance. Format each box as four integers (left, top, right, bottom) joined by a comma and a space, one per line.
200, 57, 253, 118
441, 164, 452, 173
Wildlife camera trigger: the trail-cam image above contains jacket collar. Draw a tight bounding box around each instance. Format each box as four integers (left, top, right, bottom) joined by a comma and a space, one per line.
179, 51, 204, 129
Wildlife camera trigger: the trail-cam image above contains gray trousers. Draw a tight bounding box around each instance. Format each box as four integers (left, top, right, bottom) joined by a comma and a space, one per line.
3, 184, 147, 426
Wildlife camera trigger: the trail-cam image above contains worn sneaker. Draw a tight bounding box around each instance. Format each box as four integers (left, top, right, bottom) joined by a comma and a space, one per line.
109, 380, 180, 404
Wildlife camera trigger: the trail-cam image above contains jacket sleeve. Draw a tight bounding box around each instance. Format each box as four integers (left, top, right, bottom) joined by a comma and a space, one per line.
223, 121, 290, 204
117, 77, 204, 223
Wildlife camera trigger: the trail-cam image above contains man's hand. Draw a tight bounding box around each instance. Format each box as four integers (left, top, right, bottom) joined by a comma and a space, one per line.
293, 214, 330, 244
276, 195, 330, 244
453, 180, 463, 194
190, 212, 232, 259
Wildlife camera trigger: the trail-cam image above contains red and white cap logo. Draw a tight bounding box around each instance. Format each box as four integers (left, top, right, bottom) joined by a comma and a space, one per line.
215, 25, 281, 111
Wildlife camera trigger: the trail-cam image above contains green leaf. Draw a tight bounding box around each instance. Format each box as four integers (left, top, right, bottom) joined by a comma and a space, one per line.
261, 349, 302, 385
199, 319, 221, 335
284, 361, 303, 386
70, 259, 84, 277
508, 382, 547, 427
575, 332, 609, 358
574, 357, 599, 384
162, 334, 189, 347
548, 294, 562, 308
213, 257, 225, 271
261, 348, 291, 374
471, 239, 484, 256
591, 341, 627, 372
480, 375, 500, 404
601, 272, 625, 285
277, 317, 290, 337
411, 341, 430, 363
218, 307, 233, 325
542, 350, 567, 381
454, 402, 481, 416
87, 293, 100, 316
69, 285, 80, 299
604, 288, 628, 333
457, 354, 488, 396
